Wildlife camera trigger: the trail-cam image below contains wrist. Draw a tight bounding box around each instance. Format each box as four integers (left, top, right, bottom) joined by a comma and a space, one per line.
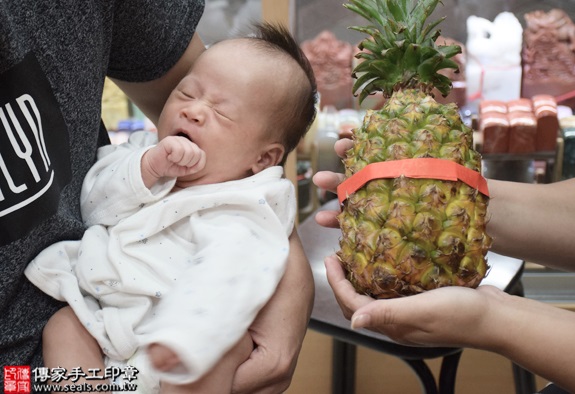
472, 286, 518, 353
141, 149, 163, 189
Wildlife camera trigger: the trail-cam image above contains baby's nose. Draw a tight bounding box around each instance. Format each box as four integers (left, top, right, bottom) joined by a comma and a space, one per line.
181, 102, 207, 124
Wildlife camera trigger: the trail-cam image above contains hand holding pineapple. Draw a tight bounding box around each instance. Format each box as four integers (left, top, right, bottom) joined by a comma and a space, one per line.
324, 255, 498, 345
323, 247, 575, 393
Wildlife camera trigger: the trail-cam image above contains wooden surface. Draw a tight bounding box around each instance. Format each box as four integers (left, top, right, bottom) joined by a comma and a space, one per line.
262, 0, 291, 25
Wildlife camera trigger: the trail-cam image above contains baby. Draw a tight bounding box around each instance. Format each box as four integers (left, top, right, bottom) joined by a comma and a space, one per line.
25, 22, 316, 393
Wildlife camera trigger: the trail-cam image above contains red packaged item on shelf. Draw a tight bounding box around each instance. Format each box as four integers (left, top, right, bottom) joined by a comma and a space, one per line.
508, 111, 537, 153
480, 112, 509, 154
479, 100, 508, 115
507, 98, 533, 113
532, 94, 559, 151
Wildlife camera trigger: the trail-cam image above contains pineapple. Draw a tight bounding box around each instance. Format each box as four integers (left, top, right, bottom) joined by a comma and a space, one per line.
337, 0, 492, 299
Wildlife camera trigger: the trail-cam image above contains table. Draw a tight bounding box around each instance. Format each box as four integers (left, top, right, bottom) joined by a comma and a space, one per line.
298, 199, 533, 394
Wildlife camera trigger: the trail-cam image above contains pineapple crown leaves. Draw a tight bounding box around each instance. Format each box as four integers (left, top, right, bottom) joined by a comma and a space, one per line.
344, 0, 461, 103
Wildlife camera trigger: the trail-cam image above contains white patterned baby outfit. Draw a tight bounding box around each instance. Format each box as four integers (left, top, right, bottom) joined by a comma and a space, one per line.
25, 131, 296, 385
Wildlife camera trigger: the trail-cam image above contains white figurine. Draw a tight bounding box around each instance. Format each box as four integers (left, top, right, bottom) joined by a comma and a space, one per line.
466, 12, 523, 104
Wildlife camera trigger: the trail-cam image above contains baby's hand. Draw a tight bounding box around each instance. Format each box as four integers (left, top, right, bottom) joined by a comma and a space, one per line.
159, 135, 206, 177
142, 135, 206, 187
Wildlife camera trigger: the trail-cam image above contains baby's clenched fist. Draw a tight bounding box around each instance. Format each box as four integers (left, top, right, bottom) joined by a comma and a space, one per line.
141, 135, 206, 188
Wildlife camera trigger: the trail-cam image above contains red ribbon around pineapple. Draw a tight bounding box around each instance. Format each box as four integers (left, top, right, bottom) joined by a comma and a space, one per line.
337, 158, 490, 204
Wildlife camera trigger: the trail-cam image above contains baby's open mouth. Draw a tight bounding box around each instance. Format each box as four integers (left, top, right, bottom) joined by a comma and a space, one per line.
176, 132, 192, 142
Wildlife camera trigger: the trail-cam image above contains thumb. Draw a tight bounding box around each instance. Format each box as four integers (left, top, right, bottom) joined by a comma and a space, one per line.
350, 300, 427, 347
350, 312, 372, 330
350, 298, 408, 330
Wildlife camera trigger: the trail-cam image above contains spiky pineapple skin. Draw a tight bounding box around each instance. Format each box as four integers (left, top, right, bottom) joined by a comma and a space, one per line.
337, 89, 491, 299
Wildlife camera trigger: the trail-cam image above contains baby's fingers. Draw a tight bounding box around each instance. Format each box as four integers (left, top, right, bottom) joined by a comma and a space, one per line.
168, 140, 201, 166
184, 146, 206, 173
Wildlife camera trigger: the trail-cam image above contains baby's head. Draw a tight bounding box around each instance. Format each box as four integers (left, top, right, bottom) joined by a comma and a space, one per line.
157, 23, 317, 186
241, 23, 318, 166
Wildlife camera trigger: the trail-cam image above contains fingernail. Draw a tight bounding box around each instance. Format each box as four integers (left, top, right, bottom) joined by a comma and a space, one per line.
351, 314, 369, 330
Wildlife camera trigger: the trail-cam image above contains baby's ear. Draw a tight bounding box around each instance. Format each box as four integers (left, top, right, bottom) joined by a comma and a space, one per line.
252, 143, 285, 174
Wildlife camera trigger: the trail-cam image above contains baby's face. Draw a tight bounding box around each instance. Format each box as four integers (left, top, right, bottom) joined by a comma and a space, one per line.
156, 40, 287, 186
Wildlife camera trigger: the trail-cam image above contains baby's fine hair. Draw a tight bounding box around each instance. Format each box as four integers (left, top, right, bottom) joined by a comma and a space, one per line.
246, 22, 318, 166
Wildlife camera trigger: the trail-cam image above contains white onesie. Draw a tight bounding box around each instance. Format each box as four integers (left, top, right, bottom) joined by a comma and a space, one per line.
25, 131, 296, 385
